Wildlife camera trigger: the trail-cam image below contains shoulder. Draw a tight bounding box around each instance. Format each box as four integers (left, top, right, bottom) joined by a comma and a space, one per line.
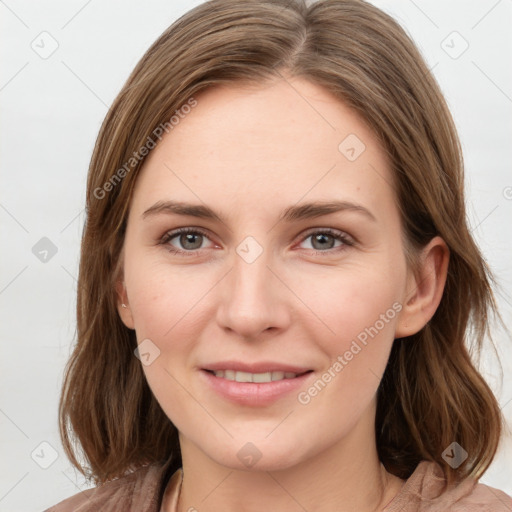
457, 481, 512, 511
43, 463, 167, 512
385, 461, 512, 512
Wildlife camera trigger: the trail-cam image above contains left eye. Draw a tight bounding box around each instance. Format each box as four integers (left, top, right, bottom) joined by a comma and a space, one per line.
160, 227, 353, 255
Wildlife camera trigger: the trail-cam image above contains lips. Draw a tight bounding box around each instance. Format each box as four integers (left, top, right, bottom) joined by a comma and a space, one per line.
200, 361, 314, 405
202, 362, 312, 383
207, 369, 307, 382
202, 360, 312, 374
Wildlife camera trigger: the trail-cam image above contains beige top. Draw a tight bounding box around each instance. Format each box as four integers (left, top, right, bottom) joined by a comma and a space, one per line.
45, 458, 512, 511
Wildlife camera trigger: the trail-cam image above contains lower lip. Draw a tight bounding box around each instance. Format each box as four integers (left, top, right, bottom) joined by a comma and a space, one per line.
201, 369, 313, 406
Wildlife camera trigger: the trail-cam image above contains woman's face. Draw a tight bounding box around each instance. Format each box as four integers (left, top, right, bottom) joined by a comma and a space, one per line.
117, 76, 422, 471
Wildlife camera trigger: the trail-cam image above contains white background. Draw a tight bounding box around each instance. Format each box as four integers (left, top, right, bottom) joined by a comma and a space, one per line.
1, 0, 511, 510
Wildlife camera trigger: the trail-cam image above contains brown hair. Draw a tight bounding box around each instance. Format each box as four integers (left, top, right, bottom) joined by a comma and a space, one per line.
59, 0, 505, 487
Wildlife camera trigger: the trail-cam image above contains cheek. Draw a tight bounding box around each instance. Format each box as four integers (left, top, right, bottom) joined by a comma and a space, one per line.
125, 254, 208, 338
124, 259, 207, 430
293, 263, 403, 350
290, 262, 404, 409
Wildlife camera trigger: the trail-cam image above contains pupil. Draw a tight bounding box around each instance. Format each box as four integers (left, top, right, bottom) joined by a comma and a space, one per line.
313, 234, 333, 250
182, 233, 201, 249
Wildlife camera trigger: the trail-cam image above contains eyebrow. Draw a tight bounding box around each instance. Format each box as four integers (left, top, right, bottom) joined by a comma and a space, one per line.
142, 199, 377, 224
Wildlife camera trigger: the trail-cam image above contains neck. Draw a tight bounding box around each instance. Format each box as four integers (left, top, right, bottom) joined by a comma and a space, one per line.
173, 404, 404, 512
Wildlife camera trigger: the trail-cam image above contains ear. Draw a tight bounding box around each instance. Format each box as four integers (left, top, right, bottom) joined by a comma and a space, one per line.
115, 278, 135, 330
395, 236, 450, 338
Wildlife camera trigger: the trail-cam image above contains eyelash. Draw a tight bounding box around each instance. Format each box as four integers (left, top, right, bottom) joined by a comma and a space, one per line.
160, 227, 355, 257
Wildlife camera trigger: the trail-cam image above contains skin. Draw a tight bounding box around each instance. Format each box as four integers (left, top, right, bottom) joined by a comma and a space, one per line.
116, 75, 449, 512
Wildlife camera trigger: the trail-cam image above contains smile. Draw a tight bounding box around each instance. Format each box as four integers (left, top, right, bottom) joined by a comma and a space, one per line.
201, 368, 314, 406
208, 369, 309, 382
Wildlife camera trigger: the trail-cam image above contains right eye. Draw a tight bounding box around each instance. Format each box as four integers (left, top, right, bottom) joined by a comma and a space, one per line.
161, 227, 216, 255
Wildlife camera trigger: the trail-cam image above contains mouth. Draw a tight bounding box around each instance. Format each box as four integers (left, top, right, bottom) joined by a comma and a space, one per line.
203, 369, 313, 383
200, 366, 315, 406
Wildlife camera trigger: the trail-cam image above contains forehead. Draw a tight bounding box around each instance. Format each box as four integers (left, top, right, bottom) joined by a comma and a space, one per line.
130, 77, 396, 223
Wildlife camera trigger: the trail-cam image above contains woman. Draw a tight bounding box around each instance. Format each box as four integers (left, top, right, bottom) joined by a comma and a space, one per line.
46, 0, 512, 510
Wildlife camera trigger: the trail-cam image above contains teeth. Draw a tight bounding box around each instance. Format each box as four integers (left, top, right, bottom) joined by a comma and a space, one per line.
253, 372, 271, 383
212, 370, 299, 382
235, 371, 253, 383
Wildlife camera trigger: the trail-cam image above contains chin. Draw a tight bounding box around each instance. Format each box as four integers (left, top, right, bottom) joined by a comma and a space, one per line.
205, 438, 307, 473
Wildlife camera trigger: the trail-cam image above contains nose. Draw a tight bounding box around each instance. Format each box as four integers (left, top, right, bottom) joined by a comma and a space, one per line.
215, 243, 291, 340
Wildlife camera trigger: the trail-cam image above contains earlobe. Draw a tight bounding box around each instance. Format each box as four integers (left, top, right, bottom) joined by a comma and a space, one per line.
115, 279, 135, 330
395, 236, 450, 338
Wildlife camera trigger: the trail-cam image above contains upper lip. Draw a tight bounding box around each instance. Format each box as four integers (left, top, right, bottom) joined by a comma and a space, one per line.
202, 361, 312, 374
